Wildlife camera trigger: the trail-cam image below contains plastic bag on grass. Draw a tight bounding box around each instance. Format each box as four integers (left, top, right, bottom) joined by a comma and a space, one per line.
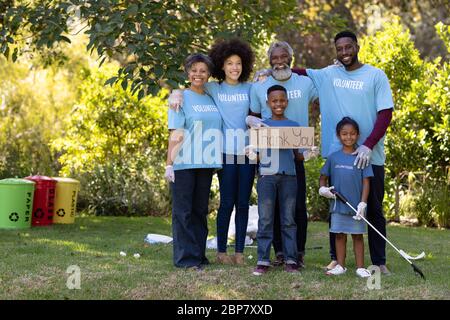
144, 233, 173, 244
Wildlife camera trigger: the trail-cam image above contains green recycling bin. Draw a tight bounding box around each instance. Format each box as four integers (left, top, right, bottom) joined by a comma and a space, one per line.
0, 178, 35, 229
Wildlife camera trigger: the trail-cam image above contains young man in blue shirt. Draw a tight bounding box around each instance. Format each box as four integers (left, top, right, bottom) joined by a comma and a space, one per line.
304, 31, 394, 274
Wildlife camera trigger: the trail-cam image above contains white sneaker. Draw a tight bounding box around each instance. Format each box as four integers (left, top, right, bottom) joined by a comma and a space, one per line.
356, 268, 371, 278
326, 264, 347, 275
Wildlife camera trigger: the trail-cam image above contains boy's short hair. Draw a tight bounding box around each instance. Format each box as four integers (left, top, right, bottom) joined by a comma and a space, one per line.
267, 84, 287, 97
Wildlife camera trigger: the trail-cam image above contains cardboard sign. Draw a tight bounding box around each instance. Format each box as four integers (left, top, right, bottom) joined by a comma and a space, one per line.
249, 127, 315, 149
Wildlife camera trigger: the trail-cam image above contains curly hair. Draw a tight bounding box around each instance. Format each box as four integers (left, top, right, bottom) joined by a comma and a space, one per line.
208, 38, 255, 82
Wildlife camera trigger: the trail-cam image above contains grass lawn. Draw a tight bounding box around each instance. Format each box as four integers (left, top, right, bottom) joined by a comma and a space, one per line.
0, 216, 448, 300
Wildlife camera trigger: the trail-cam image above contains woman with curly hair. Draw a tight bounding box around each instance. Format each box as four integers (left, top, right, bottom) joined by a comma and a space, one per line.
207, 38, 256, 266
168, 38, 256, 265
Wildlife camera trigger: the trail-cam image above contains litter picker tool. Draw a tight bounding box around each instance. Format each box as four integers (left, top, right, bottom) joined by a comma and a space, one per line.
330, 189, 426, 280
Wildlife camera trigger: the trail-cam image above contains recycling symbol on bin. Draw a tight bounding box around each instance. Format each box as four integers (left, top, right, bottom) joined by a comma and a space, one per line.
34, 208, 45, 219
56, 209, 66, 217
9, 212, 19, 222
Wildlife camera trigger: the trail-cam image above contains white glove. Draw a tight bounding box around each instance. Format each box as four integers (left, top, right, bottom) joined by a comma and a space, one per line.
167, 89, 183, 112
319, 186, 335, 199
353, 202, 367, 220
352, 145, 372, 169
244, 145, 257, 160
164, 165, 175, 183
303, 146, 319, 161
245, 115, 268, 129
333, 59, 344, 67
252, 69, 272, 82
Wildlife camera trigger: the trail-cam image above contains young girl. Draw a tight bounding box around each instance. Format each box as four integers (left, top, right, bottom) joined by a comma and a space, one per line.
319, 117, 373, 278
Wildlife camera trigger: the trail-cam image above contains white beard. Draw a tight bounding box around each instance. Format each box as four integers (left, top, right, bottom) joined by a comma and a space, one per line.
272, 66, 292, 81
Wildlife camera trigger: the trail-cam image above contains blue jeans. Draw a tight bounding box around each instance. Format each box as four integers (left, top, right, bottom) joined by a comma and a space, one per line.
171, 168, 214, 268
217, 154, 256, 253
256, 174, 298, 266
273, 160, 307, 257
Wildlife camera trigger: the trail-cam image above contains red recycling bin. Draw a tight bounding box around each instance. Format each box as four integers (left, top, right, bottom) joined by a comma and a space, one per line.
25, 175, 56, 226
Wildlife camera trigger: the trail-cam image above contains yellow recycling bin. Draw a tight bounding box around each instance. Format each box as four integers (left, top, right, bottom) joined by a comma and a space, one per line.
52, 178, 80, 224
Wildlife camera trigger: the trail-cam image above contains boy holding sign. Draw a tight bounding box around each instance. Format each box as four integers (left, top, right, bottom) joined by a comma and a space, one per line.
250, 85, 303, 275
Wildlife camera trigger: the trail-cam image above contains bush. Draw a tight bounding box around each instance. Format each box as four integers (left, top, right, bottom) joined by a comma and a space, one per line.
52, 66, 170, 216
305, 156, 328, 220
0, 56, 81, 178
424, 176, 450, 228
398, 173, 449, 228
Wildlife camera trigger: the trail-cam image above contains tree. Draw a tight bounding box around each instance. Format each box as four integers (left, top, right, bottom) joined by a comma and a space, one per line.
51, 64, 170, 215
280, 0, 450, 69
0, 44, 87, 178
1, 0, 298, 96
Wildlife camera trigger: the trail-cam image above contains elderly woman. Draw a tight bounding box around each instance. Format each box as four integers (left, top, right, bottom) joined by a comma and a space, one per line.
165, 53, 222, 270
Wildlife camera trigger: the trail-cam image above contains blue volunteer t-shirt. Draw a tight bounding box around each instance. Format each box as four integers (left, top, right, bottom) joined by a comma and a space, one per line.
205, 81, 252, 155
307, 64, 394, 165
258, 118, 300, 176
168, 89, 222, 170
320, 150, 374, 214
250, 74, 318, 126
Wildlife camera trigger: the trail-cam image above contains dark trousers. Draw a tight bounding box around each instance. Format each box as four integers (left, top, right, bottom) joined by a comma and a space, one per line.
171, 168, 214, 268
216, 154, 256, 253
273, 160, 307, 256
329, 165, 386, 265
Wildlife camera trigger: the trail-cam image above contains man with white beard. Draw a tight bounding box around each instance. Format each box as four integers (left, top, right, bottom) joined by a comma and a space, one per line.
248, 41, 318, 268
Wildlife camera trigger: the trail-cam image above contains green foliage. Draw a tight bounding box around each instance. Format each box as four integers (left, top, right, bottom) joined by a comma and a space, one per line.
435, 21, 450, 54
52, 66, 170, 215
2, 0, 298, 97
399, 173, 450, 228
208, 175, 221, 217
0, 53, 83, 178
0, 1, 71, 61
305, 157, 329, 220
